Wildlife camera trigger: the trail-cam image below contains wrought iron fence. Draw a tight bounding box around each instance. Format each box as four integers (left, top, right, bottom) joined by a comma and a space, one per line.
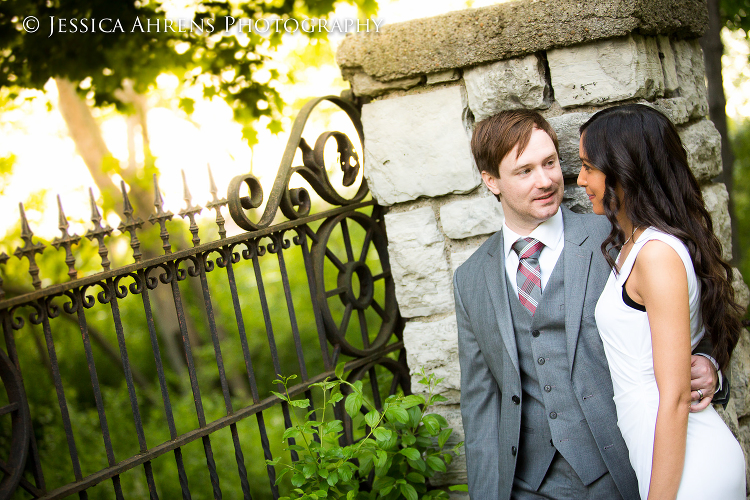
0, 96, 407, 499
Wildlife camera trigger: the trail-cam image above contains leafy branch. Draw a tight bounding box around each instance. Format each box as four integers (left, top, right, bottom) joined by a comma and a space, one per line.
267, 365, 463, 500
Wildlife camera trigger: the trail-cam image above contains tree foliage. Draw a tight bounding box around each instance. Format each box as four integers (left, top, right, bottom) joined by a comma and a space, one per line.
0, 0, 376, 144
721, 0, 750, 32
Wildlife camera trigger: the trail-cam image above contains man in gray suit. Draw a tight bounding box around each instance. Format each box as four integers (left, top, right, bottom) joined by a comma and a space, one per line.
453, 109, 724, 499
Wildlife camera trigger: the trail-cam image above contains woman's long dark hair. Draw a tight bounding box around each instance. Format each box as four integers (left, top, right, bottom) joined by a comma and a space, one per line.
580, 104, 742, 369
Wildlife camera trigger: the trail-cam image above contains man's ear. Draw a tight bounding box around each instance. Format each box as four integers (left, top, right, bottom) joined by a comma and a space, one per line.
481, 171, 502, 197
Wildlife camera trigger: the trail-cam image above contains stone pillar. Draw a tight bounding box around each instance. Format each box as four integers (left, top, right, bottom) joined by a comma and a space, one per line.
337, 0, 750, 492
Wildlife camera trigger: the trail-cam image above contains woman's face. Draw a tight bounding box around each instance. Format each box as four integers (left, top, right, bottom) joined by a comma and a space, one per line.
577, 135, 608, 215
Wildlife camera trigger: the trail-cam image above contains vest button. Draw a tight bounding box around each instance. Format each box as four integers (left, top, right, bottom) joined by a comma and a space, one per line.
511, 446, 517, 456
537, 357, 545, 365
549, 412, 557, 419
532, 330, 540, 337
544, 385, 552, 392
512, 395, 520, 405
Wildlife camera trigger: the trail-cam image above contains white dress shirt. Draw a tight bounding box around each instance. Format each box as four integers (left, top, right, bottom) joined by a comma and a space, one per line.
502, 209, 564, 294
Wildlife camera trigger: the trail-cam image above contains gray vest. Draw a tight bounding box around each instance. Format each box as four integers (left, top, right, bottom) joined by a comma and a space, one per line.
507, 254, 608, 490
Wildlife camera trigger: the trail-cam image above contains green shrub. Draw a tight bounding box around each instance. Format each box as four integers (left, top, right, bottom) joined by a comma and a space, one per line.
267, 365, 463, 500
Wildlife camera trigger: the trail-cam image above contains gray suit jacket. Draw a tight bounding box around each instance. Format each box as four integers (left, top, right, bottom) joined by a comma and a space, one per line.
453, 207, 640, 500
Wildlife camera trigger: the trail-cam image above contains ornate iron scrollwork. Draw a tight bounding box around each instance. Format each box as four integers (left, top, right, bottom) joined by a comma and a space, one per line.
0, 348, 31, 499
227, 96, 367, 231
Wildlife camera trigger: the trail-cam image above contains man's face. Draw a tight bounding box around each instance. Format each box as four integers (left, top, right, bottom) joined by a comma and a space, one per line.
481, 127, 564, 235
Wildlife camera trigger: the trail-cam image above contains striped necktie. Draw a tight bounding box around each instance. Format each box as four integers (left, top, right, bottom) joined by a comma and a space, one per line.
512, 237, 544, 314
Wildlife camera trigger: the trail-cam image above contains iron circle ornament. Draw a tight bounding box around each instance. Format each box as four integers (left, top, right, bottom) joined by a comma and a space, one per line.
0, 348, 30, 499
312, 211, 397, 358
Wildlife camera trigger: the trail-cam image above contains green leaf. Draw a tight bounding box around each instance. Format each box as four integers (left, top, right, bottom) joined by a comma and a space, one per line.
406, 472, 426, 483
422, 415, 441, 436
282, 427, 301, 440
289, 398, 311, 409
407, 407, 422, 428
402, 431, 416, 446
345, 392, 363, 418
373, 476, 395, 494
426, 455, 447, 473
365, 409, 380, 428
438, 428, 453, 449
326, 471, 339, 486
291, 472, 306, 487
373, 427, 393, 443
375, 450, 388, 468
318, 468, 329, 478
302, 463, 316, 478
407, 457, 426, 472
335, 362, 346, 380
385, 406, 409, 424
329, 392, 344, 404
401, 395, 425, 408
271, 390, 289, 402
400, 483, 418, 500
429, 394, 448, 405
400, 448, 421, 460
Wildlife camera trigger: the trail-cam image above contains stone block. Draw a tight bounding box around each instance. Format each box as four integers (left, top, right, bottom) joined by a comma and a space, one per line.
680, 119, 723, 182
421, 405, 467, 486
657, 35, 680, 94
384, 207, 454, 317
450, 244, 484, 274
650, 97, 695, 125
548, 34, 664, 108
562, 185, 593, 214
547, 112, 594, 177
730, 329, 750, 418
363, 86, 481, 205
738, 424, 750, 495
336, 0, 707, 83
701, 183, 732, 262
440, 195, 504, 240
403, 316, 461, 403
427, 70, 460, 85
351, 72, 422, 97
464, 55, 549, 122
671, 38, 709, 119
733, 267, 750, 312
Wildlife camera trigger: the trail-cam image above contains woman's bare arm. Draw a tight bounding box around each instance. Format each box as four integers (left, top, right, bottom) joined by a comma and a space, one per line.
628, 240, 693, 500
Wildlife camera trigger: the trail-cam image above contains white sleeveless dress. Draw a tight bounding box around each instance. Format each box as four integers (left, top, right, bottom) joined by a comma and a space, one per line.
594, 228, 745, 500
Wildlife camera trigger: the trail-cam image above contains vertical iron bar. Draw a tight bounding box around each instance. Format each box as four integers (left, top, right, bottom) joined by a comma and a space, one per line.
223, 252, 278, 498
196, 253, 251, 500
300, 227, 332, 371
226, 254, 264, 495
73, 288, 124, 500
139, 273, 191, 499
274, 237, 308, 380
250, 245, 298, 465
107, 277, 156, 499
168, 262, 222, 500
37, 299, 87, 498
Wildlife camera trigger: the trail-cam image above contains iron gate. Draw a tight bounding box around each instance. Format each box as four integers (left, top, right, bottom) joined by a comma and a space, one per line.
0, 96, 407, 499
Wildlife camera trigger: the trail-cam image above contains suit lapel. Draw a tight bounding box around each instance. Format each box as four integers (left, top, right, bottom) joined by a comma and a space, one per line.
484, 230, 521, 376
562, 208, 594, 371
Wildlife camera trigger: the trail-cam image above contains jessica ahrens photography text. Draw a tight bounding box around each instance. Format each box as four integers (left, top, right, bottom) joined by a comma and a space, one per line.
21, 15, 386, 37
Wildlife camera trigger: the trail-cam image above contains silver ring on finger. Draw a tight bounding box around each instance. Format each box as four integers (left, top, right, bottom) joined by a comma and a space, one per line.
697, 388, 704, 400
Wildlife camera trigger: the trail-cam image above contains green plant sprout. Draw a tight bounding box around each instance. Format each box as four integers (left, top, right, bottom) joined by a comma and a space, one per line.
267, 365, 463, 500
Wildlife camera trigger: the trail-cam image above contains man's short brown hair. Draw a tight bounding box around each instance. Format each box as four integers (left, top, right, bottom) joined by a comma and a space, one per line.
470, 109, 559, 178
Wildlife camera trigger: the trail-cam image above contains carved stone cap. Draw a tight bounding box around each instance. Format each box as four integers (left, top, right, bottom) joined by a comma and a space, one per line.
336, 0, 707, 84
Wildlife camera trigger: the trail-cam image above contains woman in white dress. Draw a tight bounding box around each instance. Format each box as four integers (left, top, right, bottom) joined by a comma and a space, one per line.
576, 104, 746, 500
